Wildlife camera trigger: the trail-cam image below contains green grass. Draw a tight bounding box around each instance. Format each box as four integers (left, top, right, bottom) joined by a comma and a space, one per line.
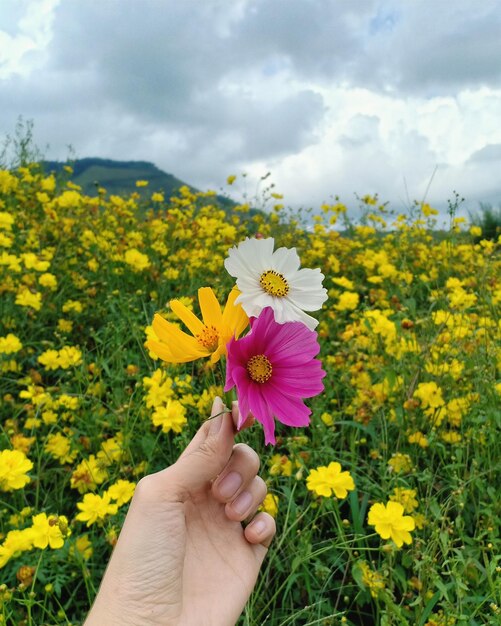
0, 163, 500, 625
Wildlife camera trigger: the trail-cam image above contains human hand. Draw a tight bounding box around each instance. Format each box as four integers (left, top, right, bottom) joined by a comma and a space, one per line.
84, 397, 276, 626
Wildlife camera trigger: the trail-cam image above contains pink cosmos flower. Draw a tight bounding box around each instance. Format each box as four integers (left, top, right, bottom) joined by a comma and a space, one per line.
225, 307, 326, 444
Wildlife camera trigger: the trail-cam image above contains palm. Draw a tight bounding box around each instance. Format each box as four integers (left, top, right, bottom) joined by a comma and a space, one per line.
179, 491, 267, 625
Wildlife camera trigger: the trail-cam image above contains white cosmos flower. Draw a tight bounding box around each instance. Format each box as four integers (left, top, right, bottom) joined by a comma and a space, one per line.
224, 237, 327, 330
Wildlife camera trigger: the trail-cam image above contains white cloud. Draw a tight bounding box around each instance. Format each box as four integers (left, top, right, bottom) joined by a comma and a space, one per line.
0, 0, 60, 78
0, 0, 500, 218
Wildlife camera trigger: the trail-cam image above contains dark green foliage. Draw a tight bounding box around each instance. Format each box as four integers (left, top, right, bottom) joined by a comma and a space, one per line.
470, 203, 501, 241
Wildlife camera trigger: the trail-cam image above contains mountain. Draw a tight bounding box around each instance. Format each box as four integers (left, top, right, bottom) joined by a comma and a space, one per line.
40, 157, 235, 208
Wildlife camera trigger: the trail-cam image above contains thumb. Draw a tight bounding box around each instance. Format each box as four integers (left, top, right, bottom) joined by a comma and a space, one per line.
164, 397, 236, 498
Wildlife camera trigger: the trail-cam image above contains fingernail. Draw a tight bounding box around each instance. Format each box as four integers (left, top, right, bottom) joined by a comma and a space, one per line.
249, 518, 266, 535
231, 490, 252, 515
209, 412, 223, 435
209, 397, 225, 435
217, 471, 242, 498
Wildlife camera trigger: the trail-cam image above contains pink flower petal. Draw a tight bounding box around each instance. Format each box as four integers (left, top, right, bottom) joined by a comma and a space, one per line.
265, 320, 320, 362
225, 306, 324, 444
272, 361, 326, 396
247, 384, 276, 445
265, 386, 312, 427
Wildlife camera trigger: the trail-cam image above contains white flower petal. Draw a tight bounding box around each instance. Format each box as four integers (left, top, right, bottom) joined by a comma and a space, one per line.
272, 246, 300, 274
225, 237, 325, 327
225, 237, 275, 277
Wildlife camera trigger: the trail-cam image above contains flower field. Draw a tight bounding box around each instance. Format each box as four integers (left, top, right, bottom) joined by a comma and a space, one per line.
0, 163, 500, 625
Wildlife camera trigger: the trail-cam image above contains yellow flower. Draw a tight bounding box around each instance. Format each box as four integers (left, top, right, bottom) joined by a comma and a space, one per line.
38, 349, 60, 370
335, 291, 359, 311
407, 431, 429, 448
413, 381, 445, 409
0, 333, 23, 354
76, 492, 118, 526
441, 430, 462, 444
70, 455, 108, 493
57, 346, 82, 368
151, 399, 187, 433
124, 248, 151, 271
331, 276, 355, 290
74, 534, 93, 560
306, 462, 355, 499
0, 210, 15, 230
268, 454, 293, 477
42, 410, 58, 425
57, 394, 79, 410
98, 437, 123, 465
106, 480, 136, 506
62, 299, 83, 314
21, 252, 50, 272
57, 319, 73, 333
0, 529, 34, 568
388, 453, 413, 474
147, 287, 248, 364
320, 412, 334, 426
44, 433, 77, 464
15, 287, 42, 311
358, 561, 385, 598
41, 174, 56, 192
260, 493, 279, 517
143, 369, 174, 407
11, 434, 35, 454
0, 449, 33, 491
421, 203, 438, 217
389, 487, 419, 513
368, 501, 415, 548
38, 272, 57, 289
30, 513, 69, 550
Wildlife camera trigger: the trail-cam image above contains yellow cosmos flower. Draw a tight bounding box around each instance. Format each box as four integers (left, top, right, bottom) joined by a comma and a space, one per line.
0, 333, 23, 354
260, 493, 279, 517
0, 449, 33, 491
76, 492, 118, 526
389, 487, 419, 513
147, 287, 248, 364
152, 399, 187, 433
368, 501, 415, 548
306, 462, 355, 499
30, 513, 70, 550
0, 529, 34, 568
106, 479, 136, 506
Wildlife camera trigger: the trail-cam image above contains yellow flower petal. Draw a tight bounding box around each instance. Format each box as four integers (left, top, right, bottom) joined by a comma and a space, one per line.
198, 287, 223, 328
169, 299, 204, 336
150, 315, 208, 362
221, 288, 249, 339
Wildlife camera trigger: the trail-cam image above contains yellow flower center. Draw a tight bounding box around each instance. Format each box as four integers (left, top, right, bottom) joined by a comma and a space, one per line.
247, 354, 273, 383
259, 270, 289, 297
196, 325, 219, 351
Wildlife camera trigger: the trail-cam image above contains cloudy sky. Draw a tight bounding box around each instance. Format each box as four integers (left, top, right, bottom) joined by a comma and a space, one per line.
1, 0, 501, 218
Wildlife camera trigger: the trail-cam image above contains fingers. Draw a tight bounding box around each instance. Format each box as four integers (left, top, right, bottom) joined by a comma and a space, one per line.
211, 441, 275, 546
224, 475, 267, 521
157, 397, 254, 501
245, 512, 276, 548
212, 443, 260, 509
161, 397, 237, 499
231, 400, 255, 432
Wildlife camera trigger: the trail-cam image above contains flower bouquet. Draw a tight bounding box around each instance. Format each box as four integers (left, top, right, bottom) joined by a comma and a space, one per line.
146, 237, 327, 444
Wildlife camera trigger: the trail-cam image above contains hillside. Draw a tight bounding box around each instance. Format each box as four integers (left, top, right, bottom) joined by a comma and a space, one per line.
41, 157, 235, 209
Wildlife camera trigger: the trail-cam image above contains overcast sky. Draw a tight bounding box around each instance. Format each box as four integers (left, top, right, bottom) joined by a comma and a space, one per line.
1, 0, 501, 219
